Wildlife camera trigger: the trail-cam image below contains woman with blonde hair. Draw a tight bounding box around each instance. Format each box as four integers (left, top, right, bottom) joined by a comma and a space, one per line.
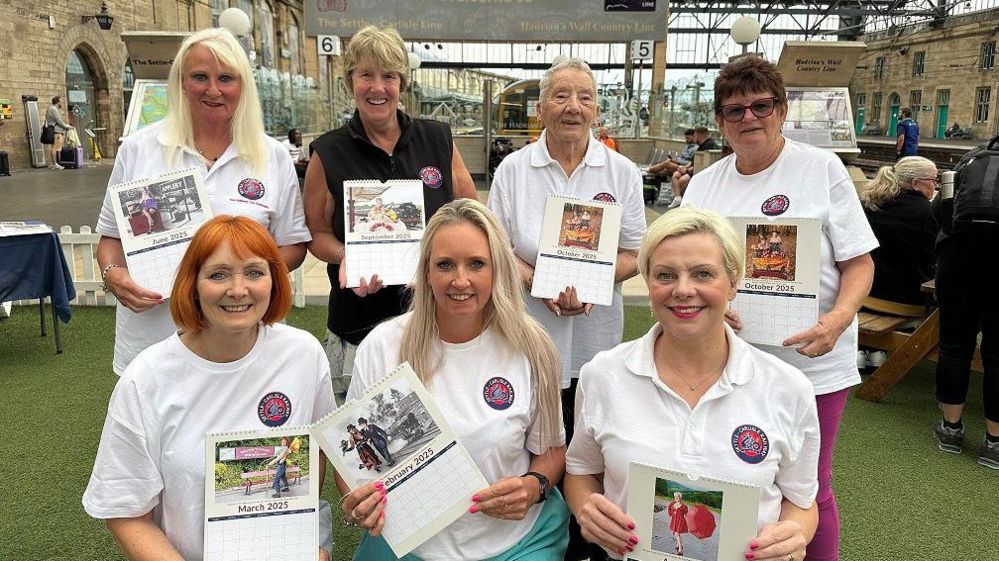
339, 198, 569, 561
95, 27, 310, 375
861, 156, 938, 306
305, 25, 476, 395
566, 207, 820, 561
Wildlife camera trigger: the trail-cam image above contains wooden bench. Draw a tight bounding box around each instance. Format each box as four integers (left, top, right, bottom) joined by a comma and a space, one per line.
240, 466, 302, 494
856, 287, 982, 402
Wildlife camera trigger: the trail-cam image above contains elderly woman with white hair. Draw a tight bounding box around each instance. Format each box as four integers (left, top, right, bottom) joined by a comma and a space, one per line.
565, 207, 820, 561
95, 28, 311, 375
487, 59, 646, 558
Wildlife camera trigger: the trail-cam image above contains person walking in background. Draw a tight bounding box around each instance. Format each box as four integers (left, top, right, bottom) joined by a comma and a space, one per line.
896, 107, 919, 158
45, 96, 71, 169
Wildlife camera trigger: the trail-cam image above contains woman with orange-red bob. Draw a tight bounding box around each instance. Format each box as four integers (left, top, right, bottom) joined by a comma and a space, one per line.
84, 215, 336, 561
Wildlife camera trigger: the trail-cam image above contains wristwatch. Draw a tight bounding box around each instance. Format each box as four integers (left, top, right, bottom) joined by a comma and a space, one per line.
522, 471, 549, 503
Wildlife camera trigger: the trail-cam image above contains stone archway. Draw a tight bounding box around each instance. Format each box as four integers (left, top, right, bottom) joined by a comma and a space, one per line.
56, 24, 128, 160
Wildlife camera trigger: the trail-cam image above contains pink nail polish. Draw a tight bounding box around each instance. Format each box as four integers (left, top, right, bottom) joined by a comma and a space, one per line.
750, 541, 759, 550
745, 553, 755, 560
472, 495, 480, 502
626, 545, 634, 552
617, 549, 626, 556
374, 481, 384, 489
381, 496, 387, 504
469, 505, 478, 513
629, 536, 638, 545
627, 522, 635, 530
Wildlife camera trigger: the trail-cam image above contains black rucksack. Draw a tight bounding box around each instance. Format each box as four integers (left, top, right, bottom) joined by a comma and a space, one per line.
951, 135, 999, 231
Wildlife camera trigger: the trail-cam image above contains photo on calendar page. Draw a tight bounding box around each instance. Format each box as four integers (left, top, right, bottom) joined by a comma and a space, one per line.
626, 463, 759, 561
203, 427, 319, 561
312, 363, 488, 557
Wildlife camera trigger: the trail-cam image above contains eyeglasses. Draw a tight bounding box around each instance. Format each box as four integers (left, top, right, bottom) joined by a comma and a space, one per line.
717, 97, 779, 123
916, 176, 940, 185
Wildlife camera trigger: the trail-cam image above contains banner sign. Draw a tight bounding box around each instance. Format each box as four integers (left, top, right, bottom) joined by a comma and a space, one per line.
217, 446, 277, 461
305, 0, 666, 41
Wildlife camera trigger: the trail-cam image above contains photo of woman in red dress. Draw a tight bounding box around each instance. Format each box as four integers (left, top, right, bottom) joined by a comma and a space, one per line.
669, 491, 689, 556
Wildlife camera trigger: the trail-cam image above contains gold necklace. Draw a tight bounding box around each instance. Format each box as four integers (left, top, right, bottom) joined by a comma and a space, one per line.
669, 368, 720, 392
197, 147, 219, 162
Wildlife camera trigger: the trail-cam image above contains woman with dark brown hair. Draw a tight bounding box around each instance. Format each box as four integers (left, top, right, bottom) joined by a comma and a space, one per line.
681, 55, 877, 561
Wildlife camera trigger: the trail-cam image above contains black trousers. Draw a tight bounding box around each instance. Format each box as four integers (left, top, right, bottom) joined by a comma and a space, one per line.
560, 379, 608, 561
934, 237, 999, 422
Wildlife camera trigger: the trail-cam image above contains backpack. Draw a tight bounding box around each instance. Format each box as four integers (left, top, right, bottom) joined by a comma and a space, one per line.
951, 134, 999, 232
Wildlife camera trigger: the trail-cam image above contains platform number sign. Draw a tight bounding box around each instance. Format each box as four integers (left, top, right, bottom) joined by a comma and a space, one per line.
318, 35, 340, 57
631, 40, 654, 61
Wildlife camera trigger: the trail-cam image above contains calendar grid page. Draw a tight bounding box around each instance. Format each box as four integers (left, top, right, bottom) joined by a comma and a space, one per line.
342, 179, 425, 288
531, 195, 622, 307
204, 427, 319, 561
109, 167, 212, 296
313, 363, 488, 558
726, 217, 822, 346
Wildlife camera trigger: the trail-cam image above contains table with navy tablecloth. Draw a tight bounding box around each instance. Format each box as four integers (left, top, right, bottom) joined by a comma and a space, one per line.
0, 230, 76, 353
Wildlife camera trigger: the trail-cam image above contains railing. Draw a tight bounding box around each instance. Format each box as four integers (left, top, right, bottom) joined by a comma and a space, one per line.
10, 226, 305, 308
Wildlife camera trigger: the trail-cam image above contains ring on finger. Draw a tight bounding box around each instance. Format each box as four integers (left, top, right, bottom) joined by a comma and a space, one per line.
351, 507, 363, 521
786, 553, 795, 561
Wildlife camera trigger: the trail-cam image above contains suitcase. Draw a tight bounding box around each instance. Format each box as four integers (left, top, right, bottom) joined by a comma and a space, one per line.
59, 146, 84, 169
0, 151, 10, 176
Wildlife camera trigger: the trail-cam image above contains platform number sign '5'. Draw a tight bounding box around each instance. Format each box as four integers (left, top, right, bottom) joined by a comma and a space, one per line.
318, 35, 340, 57
631, 40, 653, 61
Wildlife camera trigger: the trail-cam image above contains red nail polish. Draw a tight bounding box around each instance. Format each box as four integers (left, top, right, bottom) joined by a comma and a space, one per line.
627, 522, 635, 530
618, 549, 626, 556
472, 495, 480, 502
745, 553, 755, 560
469, 505, 478, 513
627, 545, 634, 552
629, 536, 638, 544
374, 481, 384, 488
750, 541, 759, 550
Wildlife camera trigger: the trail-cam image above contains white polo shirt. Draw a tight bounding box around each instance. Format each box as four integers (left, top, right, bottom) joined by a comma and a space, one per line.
567, 323, 819, 559
83, 324, 336, 561
349, 313, 565, 561
488, 132, 647, 386
682, 138, 878, 394
96, 121, 311, 374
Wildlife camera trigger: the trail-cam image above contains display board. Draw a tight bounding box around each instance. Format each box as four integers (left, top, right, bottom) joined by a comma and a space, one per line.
123, 80, 170, 138
781, 87, 859, 156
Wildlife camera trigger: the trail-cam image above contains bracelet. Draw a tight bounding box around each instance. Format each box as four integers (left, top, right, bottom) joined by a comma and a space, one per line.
100, 263, 123, 293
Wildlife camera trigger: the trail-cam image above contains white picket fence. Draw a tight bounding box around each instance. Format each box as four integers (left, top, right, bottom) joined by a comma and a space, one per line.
11, 226, 305, 308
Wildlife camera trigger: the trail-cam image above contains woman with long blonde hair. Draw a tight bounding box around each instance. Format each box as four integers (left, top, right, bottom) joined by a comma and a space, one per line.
339, 198, 569, 561
95, 27, 310, 376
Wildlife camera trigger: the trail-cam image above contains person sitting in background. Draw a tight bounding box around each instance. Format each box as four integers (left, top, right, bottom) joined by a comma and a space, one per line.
284, 128, 309, 179
596, 126, 618, 152
649, 128, 716, 178
945, 123, 961, 139
860, 156, 938, 307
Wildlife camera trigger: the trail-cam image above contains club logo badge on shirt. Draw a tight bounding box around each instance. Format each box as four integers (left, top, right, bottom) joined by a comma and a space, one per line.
482, 377, 515, 410
258, 392, 292, 426
761, 194, 790, 216
238, 178, 266, 201
420, 166, 443, 189
731, 424, 770, 464
593, 193, 617, 203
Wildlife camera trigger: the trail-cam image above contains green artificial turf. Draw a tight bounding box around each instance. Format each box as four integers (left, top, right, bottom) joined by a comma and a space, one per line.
0, 305, 994, 560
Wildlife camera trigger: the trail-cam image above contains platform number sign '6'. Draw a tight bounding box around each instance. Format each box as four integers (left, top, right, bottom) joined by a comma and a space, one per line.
631, 40, 653, 61
318, 35, 340, 57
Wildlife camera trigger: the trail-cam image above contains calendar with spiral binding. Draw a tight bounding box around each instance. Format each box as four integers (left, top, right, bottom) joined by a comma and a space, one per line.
313, 363, 487, 558
530, 195, 622, 306
342, 179, 426, 288
204, 425, 319, 561
625, 463, 760, 561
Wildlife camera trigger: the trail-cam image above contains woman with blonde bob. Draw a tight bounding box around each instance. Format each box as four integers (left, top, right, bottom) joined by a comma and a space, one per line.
305, 25, 477, 398
860, 156, 939, 307
566, 207, 820, 561
84, 216, 335, 561
340, 199, 570, 561
96, 27, 311, 376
